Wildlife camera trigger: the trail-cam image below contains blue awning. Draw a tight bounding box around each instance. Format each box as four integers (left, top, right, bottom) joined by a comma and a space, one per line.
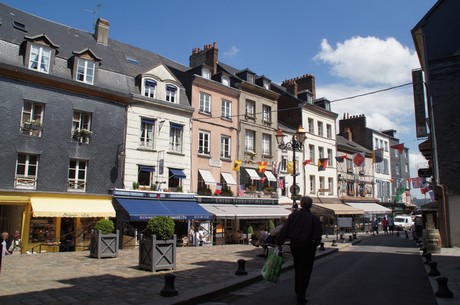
115, 198, 212, 221
170, 169, 186, 179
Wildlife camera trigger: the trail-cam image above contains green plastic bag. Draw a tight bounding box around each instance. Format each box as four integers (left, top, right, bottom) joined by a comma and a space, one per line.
261, 248, 283, 282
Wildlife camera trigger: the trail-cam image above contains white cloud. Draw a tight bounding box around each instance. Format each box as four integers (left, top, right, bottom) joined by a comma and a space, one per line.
315, 36, 420, 86
223, 46, 240, 58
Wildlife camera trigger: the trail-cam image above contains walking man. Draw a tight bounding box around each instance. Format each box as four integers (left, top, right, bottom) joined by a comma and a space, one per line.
276, 196, 323, 305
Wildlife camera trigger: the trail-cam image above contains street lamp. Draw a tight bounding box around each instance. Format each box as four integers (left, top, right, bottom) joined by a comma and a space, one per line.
275, 125, 307, 210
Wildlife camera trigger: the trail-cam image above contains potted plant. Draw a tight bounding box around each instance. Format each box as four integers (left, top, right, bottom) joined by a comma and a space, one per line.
132, 182, 140, 190
90, 218, 119, 259
247, 225, 254, 243
139, 216, 176, 272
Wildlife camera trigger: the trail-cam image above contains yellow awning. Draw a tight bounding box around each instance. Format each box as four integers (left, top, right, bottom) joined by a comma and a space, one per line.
30, 197, 115, 218
0, 195, 30, 205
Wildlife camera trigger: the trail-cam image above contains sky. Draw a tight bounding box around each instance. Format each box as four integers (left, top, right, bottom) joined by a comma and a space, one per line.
3, 0, 438, 199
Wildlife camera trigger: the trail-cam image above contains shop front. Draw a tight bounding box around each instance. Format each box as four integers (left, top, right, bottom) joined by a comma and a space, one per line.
344, 201, 392, 232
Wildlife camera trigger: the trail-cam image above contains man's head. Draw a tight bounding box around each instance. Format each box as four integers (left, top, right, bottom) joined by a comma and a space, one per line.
300, 196, 313, 210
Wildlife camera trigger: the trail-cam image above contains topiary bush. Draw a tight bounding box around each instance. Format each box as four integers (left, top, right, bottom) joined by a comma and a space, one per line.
95, 218, 115, 234
145, 216, 175, 240
268, 220, 275, 231
247, 225, 254, 235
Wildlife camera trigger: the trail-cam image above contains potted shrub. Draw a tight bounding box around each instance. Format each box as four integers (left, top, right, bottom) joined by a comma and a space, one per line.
90, 218, 119, 259
247, 226, 254, 244
139, 216, 176, 272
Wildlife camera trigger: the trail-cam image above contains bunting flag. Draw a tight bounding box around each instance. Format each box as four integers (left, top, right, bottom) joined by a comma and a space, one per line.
411, 177, 425, 189
287, 161, 294, 174
260, 177, 266, 184
258, 161, 267, 173
272, 162, 278, 175
352, 152, 365, 167
303, 159, 312, 166
429, 190, 435, 202
395, 183, 406, 202
335, 155, 347, 163
372, 148, 384, 163
232, 160, 242, 172
318, 158, 328, 171
278, 179, 284, 190
421, 185, 431, 194
214, 183, 222, 195
237, 184, 245, 196
390, 143, 405, 154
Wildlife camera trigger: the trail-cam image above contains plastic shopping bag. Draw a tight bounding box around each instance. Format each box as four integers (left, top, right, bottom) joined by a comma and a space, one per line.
261, 248, 283, 283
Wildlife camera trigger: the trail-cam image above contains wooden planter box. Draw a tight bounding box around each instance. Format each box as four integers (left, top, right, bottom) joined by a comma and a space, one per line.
139, 234, 176, 272
90, 230, 119, 259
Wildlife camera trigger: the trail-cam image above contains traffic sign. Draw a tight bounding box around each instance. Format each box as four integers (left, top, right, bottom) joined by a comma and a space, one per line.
290, 184, 300, 195
418, 168, 432, 178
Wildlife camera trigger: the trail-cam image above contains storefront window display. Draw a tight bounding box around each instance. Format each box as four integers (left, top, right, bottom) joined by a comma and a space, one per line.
29, 217, 56, 243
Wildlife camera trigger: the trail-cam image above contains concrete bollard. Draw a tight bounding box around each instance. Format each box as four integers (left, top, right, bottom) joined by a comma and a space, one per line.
348, 235, 352, 242
352, 233, 357, 240
435, 276, 454, 298
421, 247, 428, 255
235, 259, 248, 275
331, 240, 337, 247
405, 231, 409, 239
428, 261, 441, 277
319, 242, 325, 251
424, 253, 432, 265
160, 273, 178, 297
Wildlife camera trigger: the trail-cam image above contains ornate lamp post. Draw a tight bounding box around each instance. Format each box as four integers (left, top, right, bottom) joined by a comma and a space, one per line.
275, 125, 307, 210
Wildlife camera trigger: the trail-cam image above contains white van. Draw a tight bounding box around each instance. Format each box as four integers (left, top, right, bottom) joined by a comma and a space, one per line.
394, 215, 413, 230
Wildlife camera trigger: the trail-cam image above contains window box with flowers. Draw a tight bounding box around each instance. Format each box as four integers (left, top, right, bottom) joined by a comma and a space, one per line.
263, 186, 274, 194
23, 119, 42, 130
73, 128, 93, 141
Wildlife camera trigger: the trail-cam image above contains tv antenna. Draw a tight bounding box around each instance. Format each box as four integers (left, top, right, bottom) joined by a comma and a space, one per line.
83, 3, 102, 30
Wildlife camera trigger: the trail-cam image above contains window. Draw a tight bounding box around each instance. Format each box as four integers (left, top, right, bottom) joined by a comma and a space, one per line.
138, 165, 155, 187
281, 157, 287, 172
326, 124, 332, 139
28, 44, 51, 73
15, 153, 38, 189
220, 136, 231, 159
263, 80, 270, 90
327, 149, 333, 167
346, 158, 353, 172
72, 111, 92, 144
383, 159, 389, 174
319, 147, 324, 159
199, 92, 211, 114
221, 99, 231, 120
198, 131, 211, 155
262, 134, 271, 156
317, 122, 323, 136
245, 130, 255, 152
139, 118, 155, 149
308, 118, 314, 133
144, 79, 157, 98
222, 76, 230, 86
68, 160, 87, 191
76, 58, 95, 84
375, 138, 379, 149
168, 168, 183, 190
262, 105, 271, 123
395, 164, 400, 175
202, 68, 211, 79
247, 74, 255, 84
319, 177, 325, 192
309, 175, 315, 194
169, 124, 183, 153
166, 85, 177, 103
309, 145, 315, 162
384, 141, 388, 152
328, 178, 334, 195
20, 101, 44, 137
405, 163, 409, 173
245, 100, 255, 119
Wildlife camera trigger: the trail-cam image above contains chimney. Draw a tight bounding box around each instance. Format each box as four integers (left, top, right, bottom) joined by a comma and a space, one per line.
189, 42, 219, 74
95, 18, 109, 45
281, 79, 298, 96
281, 74, 316, 100
342, 127, 353, 141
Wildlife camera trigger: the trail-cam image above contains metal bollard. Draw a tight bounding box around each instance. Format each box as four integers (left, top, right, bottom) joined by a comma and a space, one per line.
160, 273, 178, 297
405, 231, 409, 239
424, 253, 432, 265
348, 235, 352, 242
319, 242, 325, 251
352, 233, 357, 240
435, 276, 454, 298
331, 240, 337, 247
428, 261, 441, 277
235, 259, 248, 275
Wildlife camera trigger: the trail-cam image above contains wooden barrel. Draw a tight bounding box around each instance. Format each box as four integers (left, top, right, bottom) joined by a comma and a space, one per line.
422, 229, 441, 253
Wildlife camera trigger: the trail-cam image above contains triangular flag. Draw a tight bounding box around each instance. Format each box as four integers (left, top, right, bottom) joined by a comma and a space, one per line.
390, 143, 405, 154
335, 155, 346, 163
232, 160, 242, 172
287, 161, 294, 174
318, 158, 328, 171
258, 161, 267, 173
352, 152, 365, 167
372, 148, 384, 163
303, 159, 312, 166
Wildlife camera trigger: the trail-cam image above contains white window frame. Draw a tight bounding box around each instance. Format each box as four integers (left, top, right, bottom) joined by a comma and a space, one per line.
319, 147, 324, 159
327, 148, 333, 167
28, 44, 51, 73
169, 124, 183, 153
245, 130, 255, 152
166, 85, 177, 103
222, 76, 230, 86
262, 133, 271, 156
326, 124, 332, 139
198, 131, 211, 155
262, 105, 271, 123
202, 68, 211, 79
143, 79, 157, 98
328, 178, 334, 195
318, 121, 324, 137
21, 101, 44, 137
199, 92, 211, 114
309, 144, 315, 162
245, 100, 256, 119
221, 99, 231, 119
308, 118, 314, 133
76, 58, 95, 85
220, 136, 231, 159
139, 118, 155, 149
15, 153, 38, 190
68, 159, 87, 192
309, 175, 315, 194
72, 111, 92, 144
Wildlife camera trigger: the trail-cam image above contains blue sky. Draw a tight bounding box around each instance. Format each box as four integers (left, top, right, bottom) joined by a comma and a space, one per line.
3, 0, 437, 198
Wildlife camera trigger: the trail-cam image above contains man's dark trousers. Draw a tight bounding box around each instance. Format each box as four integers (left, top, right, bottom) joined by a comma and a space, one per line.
290, 240, 317, 303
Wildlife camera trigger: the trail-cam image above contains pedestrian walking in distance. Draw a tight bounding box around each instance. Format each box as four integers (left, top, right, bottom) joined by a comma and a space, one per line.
276, 196, 323, 305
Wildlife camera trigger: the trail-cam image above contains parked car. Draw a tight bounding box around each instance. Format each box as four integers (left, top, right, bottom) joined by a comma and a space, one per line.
394, 215, 414, 230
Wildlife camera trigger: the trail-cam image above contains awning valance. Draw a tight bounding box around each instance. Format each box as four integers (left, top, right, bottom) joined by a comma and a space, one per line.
116, 198, 212, 221
170, 169, 186, 179
200, 204, 291, 219
311, 203, 364, 216
30, 197, 116, 218
245, 168, 260, 180
221, 172, 237, 186
199, 169, 217, 185
264, 171, 277, 182
0, 195, 30, 205
344, 202, 392, 215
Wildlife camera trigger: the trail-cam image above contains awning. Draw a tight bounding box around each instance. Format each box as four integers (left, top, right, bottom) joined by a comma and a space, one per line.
200, 204, 290, 219
0, 194, 30, 205
116, 198, 212, 220
245, 168, 260, 180
264, 171, 277, 182
221, 172, 237, 186
199, 169, 217, 185
344, 202, 392, 215
30, 197, 116, 218
140, 166, 155, 172
170, 169, 186, 179
311, 203, 364, 216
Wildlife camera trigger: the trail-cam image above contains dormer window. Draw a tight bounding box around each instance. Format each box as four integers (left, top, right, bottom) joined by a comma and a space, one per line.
28, 44, 51, 74
222, 76, 230, 86
247, 74, 255, 84
76, 58, 95, 84
144, 79, 157, 98
202, 68, 211, 79
263, 80, 270, 90
166, 85, 177, 103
